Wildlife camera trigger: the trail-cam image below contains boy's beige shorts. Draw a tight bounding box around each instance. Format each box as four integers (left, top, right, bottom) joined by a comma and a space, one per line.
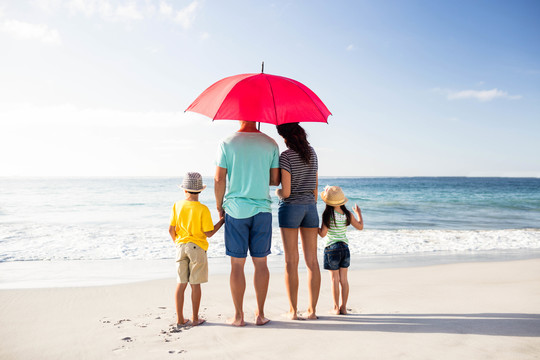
176, 242, 208, 284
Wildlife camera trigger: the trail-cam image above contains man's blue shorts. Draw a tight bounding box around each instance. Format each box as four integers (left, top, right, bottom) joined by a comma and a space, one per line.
224, 212, 272, 258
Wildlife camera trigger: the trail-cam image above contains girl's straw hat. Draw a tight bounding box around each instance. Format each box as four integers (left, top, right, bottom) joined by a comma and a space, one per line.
320, 185, 348, 206
179, 172, 206, 192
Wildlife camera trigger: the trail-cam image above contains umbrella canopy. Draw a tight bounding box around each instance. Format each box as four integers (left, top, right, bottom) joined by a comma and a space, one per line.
185, 73, 331, 125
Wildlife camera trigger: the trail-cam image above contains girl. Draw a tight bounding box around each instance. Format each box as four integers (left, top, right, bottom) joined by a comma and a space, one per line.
319, 186, 363, 315
275, 122, 321, 320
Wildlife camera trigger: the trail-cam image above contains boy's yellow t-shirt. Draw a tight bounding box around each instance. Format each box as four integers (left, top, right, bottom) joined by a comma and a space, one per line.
169, 200, 214, 251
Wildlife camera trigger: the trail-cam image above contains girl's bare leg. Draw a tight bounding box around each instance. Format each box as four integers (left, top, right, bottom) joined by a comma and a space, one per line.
339, 267, 349, 315
281, 228, 300, 320
329, 270, 341, 315
300, 227, 321, 319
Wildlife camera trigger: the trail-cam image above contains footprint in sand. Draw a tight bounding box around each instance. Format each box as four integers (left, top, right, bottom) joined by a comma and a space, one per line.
114, 319, 131, 326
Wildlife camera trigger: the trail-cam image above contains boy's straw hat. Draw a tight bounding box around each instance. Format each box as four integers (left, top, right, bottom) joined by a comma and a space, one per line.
320, 185, 348, 206
179, 172, 206, 192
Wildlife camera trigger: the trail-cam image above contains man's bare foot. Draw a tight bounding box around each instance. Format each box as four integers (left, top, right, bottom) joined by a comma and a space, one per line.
255, 315, 270, 326
192, 318, 206, 326
227, 315, 245, 327
339, 307, 348, 315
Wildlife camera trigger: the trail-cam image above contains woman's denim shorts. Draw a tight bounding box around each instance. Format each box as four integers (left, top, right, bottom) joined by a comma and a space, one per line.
278, 202, 319, 229
323, 242, 350, 270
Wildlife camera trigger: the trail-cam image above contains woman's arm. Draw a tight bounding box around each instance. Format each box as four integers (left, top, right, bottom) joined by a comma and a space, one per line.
275, 169, 291, 199
313, 172, 318, 200
350, 204, 364, 230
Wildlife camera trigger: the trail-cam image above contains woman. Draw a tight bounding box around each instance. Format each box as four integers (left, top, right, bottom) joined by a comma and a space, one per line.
275, 122, 321, 320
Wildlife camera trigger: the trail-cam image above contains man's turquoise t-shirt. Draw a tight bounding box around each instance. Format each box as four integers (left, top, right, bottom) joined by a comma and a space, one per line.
216, 132, 280, 219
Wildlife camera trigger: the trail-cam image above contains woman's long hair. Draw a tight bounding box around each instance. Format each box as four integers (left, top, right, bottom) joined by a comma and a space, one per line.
276, 122, 311, 164
322, 204, 351, 228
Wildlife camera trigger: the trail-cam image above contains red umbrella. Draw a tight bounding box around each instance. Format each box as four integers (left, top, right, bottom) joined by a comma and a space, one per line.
185, 68, 331, 125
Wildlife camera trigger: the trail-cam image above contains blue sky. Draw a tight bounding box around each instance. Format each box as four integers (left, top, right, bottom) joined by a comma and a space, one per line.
1, 0, 538, 177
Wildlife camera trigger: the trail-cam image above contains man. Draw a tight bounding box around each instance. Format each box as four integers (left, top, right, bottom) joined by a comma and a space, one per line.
215, 121, 280, 326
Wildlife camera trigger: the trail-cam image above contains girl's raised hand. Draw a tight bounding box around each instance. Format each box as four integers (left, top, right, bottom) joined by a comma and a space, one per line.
353, 204, 362, 214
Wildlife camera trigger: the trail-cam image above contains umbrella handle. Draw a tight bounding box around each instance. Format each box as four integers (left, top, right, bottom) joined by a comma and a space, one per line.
261, 61, 264, 73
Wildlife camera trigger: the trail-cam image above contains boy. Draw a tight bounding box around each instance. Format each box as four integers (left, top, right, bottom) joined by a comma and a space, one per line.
169, 172, 224, 326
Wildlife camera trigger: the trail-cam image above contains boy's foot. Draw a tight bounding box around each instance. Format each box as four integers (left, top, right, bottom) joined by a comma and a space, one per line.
191, 319, 206, 326
255, 315, 270, 326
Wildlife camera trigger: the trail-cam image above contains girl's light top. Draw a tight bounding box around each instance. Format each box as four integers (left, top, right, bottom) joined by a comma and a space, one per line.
326, 211, 349, 246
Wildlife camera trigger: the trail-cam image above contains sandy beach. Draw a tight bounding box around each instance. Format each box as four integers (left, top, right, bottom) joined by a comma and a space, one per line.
1, 258, 539, 360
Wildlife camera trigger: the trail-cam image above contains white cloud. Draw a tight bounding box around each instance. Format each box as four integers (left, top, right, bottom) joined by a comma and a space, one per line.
1, 19, 61, 45
159, 1, 173, 16
32, 0, 199, 26
116, 3, 143, 20
200, 31, 209, 40
175, 1, 198, 29
33, 0, 63, 12
447, 88, 522, 102
346, 44, 354, 51
65, 0, 145, 21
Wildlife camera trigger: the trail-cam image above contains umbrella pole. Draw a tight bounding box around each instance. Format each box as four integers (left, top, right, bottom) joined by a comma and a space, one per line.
257, 122, 260, 131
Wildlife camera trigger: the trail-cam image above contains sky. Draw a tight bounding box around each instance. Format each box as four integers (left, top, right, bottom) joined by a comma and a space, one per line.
0, 0, 539, 177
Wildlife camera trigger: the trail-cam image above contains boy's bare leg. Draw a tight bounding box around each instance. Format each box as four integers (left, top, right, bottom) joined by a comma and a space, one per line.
300, 227, 321, 320
281, 228, 300, 320
339, 267, 349, 315
329, 270, 341, 315
175, 283, 189, 325
228, 257, 246, 326
252, 256, 270, 325
190, 284, 205, 325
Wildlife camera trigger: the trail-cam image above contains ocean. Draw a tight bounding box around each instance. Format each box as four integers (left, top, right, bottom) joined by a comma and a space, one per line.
1, 177, 540, 287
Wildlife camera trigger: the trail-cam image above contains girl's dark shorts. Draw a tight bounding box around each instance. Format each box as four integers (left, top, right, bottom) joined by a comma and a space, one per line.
323, 242, 350, 270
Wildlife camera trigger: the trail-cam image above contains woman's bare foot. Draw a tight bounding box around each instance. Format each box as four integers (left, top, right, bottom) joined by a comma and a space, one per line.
255, 315, 270, 326
331, 307, 341, 315
305, 312, 318, 320
227, 314, 245, 327
177, 318, 190, 326
300, 311, 318, 320
339, 306, 348, 315
192, 318, 206, 326
287, 310, 299, 320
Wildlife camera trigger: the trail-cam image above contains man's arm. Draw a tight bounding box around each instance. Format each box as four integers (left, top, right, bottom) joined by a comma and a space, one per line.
270, 168, 280, 186
214, 166, 227, 215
